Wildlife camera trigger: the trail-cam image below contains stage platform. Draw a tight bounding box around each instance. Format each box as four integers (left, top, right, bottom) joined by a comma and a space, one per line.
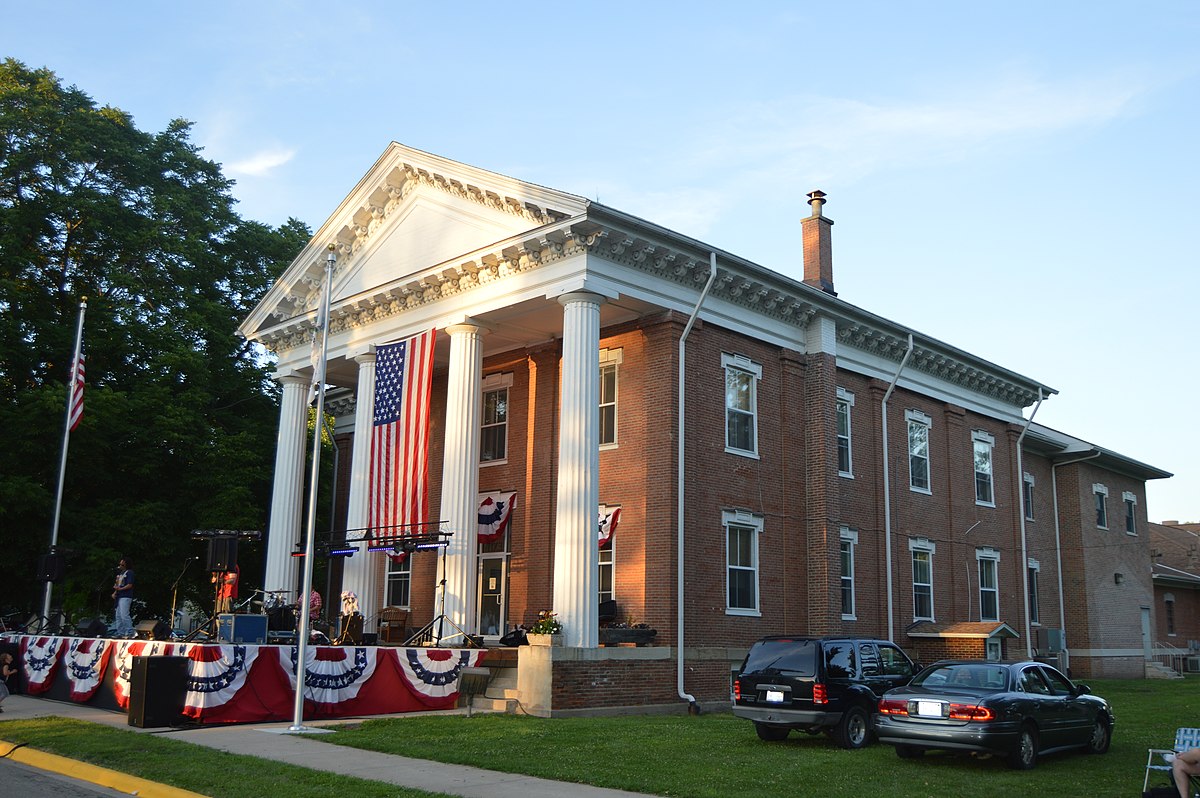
5, 633, 487, 724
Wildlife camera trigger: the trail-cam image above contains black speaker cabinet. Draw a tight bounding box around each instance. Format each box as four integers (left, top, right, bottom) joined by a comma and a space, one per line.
37, 552, 66, 582
76, 618, 107, 637
135, 619, 171, 640
128, 655, 189, 728
206, 537, 238, 572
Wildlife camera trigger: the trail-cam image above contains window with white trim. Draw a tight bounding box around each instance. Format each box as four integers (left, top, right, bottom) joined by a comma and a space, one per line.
837, 388, 854, 477
840, 526, 857, 619
1023, 473, 1036, 521
973, 430, 995, 506
1028, 559, 1040, 625
1093, 483, 1109, 529
723, 354, 761, 456
599, 348, 621, 448
481, 372, 513, 464
725, 509, 763, 614
907, 410, 931, 493
1165, 593, 1176, 636
910, 538, 935, 621
1123, 491, 1137, 535
599, 539, 614, 604
386, 556, 411, 608
977, 547, 1000, 622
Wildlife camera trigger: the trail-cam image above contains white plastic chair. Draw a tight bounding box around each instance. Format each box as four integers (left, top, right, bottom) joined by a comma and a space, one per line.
1145, 727, 1200, 792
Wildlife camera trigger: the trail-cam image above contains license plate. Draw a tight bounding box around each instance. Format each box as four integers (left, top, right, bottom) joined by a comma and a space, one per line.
766, 690, 785, 703
916, 701, 943, 718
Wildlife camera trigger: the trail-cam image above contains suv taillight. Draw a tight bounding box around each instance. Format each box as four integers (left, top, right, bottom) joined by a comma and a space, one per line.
733, 679, 741, 701
813, 682, 827, 705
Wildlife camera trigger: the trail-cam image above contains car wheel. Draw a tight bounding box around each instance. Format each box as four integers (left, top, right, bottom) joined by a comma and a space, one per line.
754, 722, 790, 742
834, 705, 871, 749
1007, 724, 1039, 770
895, 744, 925, 759
1086, 718, 1111, 755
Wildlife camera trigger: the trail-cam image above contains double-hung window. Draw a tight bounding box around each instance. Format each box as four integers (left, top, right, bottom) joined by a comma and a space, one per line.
1123, 491, 1137, 535
725, 509, 763, 614
837, 388, 854, 476
480, 372, 513, 464
910, 538, 935, 621
1093, 484, 1109, 529
977, 548, 1000, 622
906, 410, 931, 493
599, 348, 621, 448
386, 556, 411, 608
1023, 473, 1036, 521
1027, 559, 1040, 625
840, 526, 857, 619
1165, 593, 1176, 635
973, 430, 995, 506
722, 353, 761, 456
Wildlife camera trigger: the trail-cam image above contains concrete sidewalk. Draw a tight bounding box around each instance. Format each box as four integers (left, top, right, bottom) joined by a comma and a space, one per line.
0, 695, 655, 798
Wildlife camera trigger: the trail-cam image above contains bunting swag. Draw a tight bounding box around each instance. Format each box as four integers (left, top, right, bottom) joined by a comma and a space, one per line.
478, 492, 517, 543
112, 640, 178, 708
283, 645, 379, 705
368, 330, 436, 537
599, 506, 621, 547
21, 636, 66, 694
65, 638, 112, 701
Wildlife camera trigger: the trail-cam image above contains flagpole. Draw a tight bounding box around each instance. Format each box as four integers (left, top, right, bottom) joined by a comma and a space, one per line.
42, 297, 88, 631
289, 247, 335, 733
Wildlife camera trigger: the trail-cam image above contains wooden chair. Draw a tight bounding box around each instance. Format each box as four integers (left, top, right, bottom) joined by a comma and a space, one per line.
377, 606, 408, 645
1144, 727, 1200, 792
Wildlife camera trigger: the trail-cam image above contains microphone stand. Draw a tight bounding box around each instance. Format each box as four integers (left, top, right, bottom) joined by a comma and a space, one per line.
169, 558, 196, 639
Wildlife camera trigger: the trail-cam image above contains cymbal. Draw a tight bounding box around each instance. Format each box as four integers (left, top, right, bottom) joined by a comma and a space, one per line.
265, 590, 290, 594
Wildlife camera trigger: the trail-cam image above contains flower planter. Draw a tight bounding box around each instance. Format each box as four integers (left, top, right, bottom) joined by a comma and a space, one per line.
599, 627, 657, 647
527, 633, 562, 647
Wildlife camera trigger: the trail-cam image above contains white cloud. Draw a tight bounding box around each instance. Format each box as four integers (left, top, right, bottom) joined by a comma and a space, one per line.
224, 147, 298, 177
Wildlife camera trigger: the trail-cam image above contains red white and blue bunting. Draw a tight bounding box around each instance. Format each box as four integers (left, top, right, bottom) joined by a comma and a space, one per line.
112, 640, 180, 708
478, 491, 517, 543
599, 506, 621, 548
21, 636, 67, 695
283, 645, 379, 704
65, 638, 113, 701
183, 644, 261, 713
397, 647, 485, 699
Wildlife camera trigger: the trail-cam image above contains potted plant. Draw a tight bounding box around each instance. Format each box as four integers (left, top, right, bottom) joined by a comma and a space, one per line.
526, 611, 563, 646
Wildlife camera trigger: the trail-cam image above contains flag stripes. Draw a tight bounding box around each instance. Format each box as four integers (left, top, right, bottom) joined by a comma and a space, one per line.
68, 354, 86, 432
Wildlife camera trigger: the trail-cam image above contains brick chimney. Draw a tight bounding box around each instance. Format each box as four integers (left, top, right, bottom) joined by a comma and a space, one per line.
801, 190, 836, 296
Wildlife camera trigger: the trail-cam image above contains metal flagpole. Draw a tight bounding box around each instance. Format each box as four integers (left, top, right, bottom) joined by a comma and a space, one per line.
289, 247, 335, 733
41, 297, 87, 631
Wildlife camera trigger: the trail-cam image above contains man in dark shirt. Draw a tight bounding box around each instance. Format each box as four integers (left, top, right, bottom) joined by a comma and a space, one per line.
112, 557, 135, 637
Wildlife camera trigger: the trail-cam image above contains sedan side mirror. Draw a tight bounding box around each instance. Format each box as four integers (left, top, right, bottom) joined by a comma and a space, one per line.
1073, 683, 1091, 696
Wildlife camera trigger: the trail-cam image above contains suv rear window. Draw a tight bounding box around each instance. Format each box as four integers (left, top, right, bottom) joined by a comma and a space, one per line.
741, 639, 817, 676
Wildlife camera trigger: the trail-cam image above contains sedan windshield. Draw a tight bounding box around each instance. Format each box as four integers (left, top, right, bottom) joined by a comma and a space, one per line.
913, 663, 1008, 691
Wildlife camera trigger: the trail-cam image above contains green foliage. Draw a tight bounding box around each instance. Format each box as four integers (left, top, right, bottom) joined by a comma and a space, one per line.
0, 59, 312, 622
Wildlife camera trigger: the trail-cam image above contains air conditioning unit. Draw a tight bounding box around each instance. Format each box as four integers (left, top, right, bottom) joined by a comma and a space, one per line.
1035, 628, 1066, 653
1185, 657, 1200, 673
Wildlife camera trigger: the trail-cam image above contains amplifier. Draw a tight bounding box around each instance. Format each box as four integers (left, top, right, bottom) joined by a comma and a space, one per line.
217, 613, 268, 644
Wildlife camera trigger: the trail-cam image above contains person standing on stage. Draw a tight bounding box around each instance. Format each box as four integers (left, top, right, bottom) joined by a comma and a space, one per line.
212, 565, 239, 615
112, 557, 135, 637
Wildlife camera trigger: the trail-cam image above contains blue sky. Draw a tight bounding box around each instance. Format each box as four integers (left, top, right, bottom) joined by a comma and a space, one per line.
4, 2, 1197, 523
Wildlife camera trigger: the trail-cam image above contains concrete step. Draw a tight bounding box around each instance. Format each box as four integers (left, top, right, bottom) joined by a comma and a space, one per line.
1146, 661, 1184, 680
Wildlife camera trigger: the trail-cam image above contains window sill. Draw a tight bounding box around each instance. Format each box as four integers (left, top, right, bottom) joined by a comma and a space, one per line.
480, 459, 508, 468
841, 614, 857, 621
909, 486, 932, 495
724, 447, 760, 459
839, 471, 854, 479
726, 608, 762, 617
975, 500, 996, 509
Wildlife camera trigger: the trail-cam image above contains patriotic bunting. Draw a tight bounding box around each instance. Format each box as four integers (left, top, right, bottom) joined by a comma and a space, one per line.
478, 491, 517, 543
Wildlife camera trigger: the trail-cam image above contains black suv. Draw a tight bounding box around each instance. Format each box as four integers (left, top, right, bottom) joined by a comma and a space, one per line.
732, 636, 916, 749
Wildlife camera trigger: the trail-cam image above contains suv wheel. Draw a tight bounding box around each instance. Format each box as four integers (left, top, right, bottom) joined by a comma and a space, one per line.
833, 705, 871, 749
754, 722, 790, 742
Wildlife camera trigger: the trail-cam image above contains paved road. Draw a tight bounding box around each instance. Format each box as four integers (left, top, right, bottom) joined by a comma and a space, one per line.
0, 756, 132, 797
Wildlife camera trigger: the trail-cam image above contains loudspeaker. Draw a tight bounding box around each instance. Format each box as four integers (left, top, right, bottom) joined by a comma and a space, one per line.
128, 655, 188, 728
76, 618, 107, 637
206, 537, 238, 572
217, 613, 267, 644
136, 619, 171, 640
37, 553, 66, 583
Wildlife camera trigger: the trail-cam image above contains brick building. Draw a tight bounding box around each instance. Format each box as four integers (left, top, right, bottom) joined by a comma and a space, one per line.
1150, 521, 1200, 665
240, 143, 1171, 713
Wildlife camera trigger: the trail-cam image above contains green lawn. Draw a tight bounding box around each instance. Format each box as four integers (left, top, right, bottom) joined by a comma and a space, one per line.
1, 677, 1195, 798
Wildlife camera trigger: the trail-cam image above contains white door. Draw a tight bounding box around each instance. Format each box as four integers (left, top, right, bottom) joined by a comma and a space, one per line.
476, 556, 507, 638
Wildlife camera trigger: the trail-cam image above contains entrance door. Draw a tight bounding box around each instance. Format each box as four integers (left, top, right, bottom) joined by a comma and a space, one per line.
476, 556, 507, 638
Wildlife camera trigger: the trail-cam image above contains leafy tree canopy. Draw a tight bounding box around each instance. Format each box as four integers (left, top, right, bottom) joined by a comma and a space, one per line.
0, 59, 312, 626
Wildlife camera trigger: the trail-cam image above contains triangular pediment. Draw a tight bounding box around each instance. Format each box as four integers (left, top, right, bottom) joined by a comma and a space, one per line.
241, 142, 588, 339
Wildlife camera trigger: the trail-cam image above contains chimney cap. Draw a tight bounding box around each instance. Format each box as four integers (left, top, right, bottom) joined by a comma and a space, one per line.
806, 190, 827, 216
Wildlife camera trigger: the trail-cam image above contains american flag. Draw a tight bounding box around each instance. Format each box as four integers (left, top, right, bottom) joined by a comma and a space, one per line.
368, 330, 436, 535
68, 354, 85, 432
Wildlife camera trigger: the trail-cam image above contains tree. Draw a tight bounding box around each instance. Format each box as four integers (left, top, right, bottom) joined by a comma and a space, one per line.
0, 59, 311, 626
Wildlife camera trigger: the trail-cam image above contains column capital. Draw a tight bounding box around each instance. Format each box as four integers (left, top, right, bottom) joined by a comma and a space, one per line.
276, 373, 309, 387
353, 349, 376, 365
557, 290, 606, 308
445, 321, 487, 337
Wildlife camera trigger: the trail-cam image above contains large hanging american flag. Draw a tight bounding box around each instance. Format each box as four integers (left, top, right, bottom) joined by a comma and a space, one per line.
68, 354, 86, 432
368, 330, 436, 535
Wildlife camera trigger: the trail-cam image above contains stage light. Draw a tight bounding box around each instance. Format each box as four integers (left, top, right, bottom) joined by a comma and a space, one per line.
327, 547, 357, 557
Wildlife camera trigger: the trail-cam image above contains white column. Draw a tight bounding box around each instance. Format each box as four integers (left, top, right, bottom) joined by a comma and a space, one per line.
264, 375, 308, 598
342, 351, 378, 628
439, 323, 484, 635
553, 292, 603, 648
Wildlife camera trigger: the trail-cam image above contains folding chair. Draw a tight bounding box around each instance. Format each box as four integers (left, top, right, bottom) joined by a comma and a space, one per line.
1145, 727, 1200, 793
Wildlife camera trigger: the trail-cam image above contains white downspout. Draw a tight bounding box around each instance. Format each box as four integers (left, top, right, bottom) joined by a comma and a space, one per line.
677, 252, 718, 712
881, 334, 914, 643
1051, 449, 1100, 673
1015, 390, 1044, 659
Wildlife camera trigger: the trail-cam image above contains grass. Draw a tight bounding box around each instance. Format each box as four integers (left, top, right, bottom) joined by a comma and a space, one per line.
0, 677, 1196, 798
0, 716, 447, 798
